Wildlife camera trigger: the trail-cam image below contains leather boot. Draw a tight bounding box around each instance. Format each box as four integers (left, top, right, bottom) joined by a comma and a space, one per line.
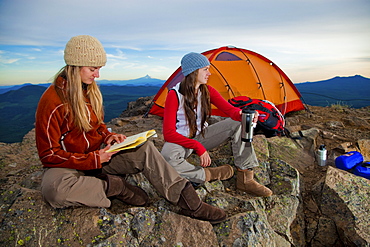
204, 164, 234, 182
236, 168, 272, 197
99, 174, 148, 206
177, 182, 226, 224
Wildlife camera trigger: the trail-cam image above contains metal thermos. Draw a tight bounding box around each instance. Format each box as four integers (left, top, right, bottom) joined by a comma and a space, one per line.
317, 144, 327, 166
241, 109, 256, 142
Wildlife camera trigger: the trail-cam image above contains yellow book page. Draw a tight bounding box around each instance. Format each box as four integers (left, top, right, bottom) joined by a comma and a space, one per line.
107, 129, 156, 152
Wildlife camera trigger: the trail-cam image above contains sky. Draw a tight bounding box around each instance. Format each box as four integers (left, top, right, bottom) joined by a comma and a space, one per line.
0, 0, 369, 86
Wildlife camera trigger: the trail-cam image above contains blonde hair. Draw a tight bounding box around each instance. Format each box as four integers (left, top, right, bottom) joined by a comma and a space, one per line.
54, 65, 104, 132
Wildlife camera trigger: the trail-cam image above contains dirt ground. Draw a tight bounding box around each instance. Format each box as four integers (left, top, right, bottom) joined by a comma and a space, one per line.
285, 105, 370, 151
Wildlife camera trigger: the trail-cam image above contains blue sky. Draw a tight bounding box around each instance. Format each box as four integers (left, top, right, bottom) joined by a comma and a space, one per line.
0, 0, 369, 86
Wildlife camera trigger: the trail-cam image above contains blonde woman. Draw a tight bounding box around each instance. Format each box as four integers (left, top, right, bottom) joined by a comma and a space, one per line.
35, 35, 226, 224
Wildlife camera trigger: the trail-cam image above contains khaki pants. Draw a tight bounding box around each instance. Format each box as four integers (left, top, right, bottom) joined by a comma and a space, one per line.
161, 118, 259, 183
41, 141, 188, 208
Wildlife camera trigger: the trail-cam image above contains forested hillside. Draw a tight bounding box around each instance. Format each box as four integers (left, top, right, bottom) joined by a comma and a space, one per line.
0, 84, 160, 143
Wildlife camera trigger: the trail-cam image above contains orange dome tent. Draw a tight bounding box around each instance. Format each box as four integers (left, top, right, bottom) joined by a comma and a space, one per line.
147, 46, 305, 118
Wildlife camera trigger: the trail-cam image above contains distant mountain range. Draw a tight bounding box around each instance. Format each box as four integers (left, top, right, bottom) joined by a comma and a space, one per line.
0, 83, 50, 94
97, 75, 165, 87
0, 76, 163, 143
0, 75, 165, 94
0, 75, 369, 143
294, 75, 370, 108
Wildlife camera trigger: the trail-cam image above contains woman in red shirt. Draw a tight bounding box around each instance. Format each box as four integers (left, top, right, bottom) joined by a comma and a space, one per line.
162, 52, 272, 197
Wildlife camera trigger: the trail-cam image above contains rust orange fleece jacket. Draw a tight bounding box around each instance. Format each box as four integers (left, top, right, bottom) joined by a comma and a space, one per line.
35, 77, 114, 170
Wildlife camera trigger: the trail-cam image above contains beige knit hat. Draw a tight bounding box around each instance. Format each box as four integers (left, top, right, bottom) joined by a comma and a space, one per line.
64, 35, 107, 67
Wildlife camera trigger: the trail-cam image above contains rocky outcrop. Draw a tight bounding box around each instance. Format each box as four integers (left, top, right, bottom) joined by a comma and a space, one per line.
311, 167, 370, 246
1, 101, 369, 246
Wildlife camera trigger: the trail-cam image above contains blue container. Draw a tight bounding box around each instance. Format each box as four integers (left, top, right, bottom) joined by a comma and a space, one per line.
353, 162, 370, 179
335, 151, 363, 171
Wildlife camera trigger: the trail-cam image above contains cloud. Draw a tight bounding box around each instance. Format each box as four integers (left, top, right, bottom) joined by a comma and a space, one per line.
0, 0, 369, 84
107, 49, 128, 60
0, 56, 19, 64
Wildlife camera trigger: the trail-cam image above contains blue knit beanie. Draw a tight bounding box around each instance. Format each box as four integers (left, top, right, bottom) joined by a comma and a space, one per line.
181, 52, 210, 76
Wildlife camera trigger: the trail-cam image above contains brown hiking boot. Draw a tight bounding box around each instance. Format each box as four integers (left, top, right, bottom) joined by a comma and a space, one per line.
236, 168, 272, 197
204, 164, 234, 182
177, 182, 226, 224
99, 174, 148, 206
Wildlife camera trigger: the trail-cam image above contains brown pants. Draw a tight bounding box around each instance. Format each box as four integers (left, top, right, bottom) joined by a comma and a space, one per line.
41, 141, 188, 208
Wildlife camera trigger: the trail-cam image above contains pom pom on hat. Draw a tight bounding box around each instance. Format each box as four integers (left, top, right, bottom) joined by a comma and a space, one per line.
181, 52, 210, 76
64, 35, 107, 67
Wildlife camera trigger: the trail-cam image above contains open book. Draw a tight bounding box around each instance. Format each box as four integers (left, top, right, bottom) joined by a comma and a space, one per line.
107, 129, 157, 152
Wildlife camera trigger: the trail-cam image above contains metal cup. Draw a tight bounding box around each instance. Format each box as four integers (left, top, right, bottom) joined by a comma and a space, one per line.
241, 109, 256, 142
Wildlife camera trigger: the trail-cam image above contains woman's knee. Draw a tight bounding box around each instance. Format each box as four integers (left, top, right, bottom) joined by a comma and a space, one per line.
138, 141, 158, 156
226, 118, 241, 131
160, 142, 172, 159
42, 188, 67, 208
161, 142, 187, 160
223, 118, 241, 139
41, 171, 79, 208
161, 149, 171, 161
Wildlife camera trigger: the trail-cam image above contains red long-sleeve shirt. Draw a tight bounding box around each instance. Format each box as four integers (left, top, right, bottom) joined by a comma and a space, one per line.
163, 85, 241, 156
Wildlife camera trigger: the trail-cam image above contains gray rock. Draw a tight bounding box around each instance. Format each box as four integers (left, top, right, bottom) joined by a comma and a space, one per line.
1, 105, 369, 246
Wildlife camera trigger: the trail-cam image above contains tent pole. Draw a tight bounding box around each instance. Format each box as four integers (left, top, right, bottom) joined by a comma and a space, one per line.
237, 48, 267, 100
142, 101, 155, 118
210, 63, 236, 98
278, 72, 288, 115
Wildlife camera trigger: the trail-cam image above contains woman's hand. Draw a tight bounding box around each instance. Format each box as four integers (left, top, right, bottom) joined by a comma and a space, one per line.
199, 151, 211, 167
253, 111, 259, 123
99, 145, 118, 163
239, 110, 259, 123
107, 134, 126, 145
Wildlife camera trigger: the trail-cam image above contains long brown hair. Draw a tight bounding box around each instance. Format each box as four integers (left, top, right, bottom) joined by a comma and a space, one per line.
53, 65, 104, 132
179, 70, 211, 138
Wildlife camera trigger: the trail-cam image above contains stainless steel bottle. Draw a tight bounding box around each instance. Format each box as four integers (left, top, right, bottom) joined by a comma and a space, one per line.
241, 109, 256, 142
318, 144, 327, 166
